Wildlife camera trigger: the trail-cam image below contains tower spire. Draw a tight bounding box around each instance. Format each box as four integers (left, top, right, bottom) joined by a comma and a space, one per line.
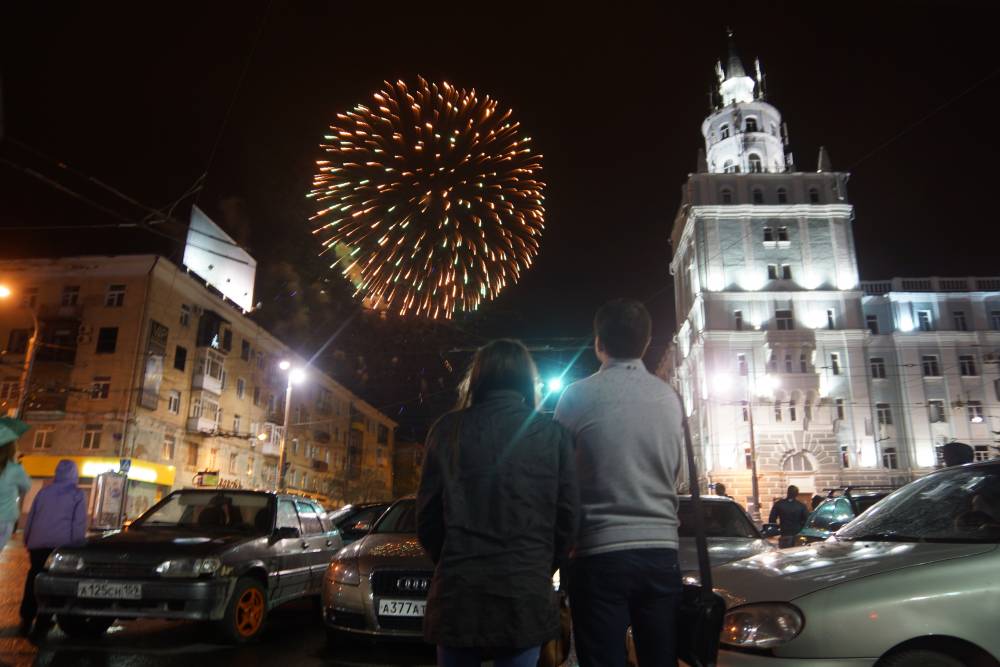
726, 28, 746, 78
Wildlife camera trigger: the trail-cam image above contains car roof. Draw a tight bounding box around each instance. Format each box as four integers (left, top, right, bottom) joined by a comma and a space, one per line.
678, 494, 738, 502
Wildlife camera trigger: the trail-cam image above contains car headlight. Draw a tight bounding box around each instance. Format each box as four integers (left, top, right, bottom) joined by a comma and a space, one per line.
330, 559, 359, 586
722, 603, 804, 649
45, 552, 84, 573
155, 557, 222, 578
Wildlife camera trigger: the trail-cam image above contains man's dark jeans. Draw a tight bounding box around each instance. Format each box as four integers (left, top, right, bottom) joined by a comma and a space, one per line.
20, 548, 53, 627
568, 548, 681, 667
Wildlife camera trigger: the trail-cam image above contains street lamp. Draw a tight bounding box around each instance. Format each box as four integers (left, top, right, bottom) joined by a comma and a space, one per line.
0, 284, 40, 419
712, 372, 780, 522
277, 361, 306, 492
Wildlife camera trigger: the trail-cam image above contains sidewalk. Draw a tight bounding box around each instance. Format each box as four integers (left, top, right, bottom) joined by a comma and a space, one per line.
0, 536, 37, 667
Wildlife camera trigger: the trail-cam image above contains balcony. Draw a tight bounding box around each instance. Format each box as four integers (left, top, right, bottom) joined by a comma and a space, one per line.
861, 276, 1000, 296
191, 370, 222, 395
38, 304, 83, 320
186, 416, 218, 434
23, 393, 68, 421
312, 460, 329, 472
260, 441, 280, 457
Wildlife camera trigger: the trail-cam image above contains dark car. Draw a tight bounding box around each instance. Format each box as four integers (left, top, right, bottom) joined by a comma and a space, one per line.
326, 502, 391, 545
35, 489, 343, 643
795, 487, 895, 545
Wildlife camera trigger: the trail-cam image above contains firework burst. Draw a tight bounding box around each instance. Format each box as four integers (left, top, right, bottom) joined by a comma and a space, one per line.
308, 77, 545, 319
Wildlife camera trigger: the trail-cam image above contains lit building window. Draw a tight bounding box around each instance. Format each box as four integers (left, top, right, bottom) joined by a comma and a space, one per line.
737, 353, 748, 376
928, 400, 946, 423
974, 445, 991, 462
967, 401, 984, 423
104, 284, 126, 308
82, 425, 102, 450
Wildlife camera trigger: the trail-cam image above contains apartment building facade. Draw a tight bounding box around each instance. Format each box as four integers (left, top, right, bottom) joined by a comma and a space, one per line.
0, 255, 396, 519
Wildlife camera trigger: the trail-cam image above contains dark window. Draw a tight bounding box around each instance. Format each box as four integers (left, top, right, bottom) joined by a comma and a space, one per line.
752, 188, 764, 203
745, 117, 758, 133
222, 329, 232, 352
870, 357, 886, 379
734, 310, 744, 331
748, 154, 762, 173
241, 340, 251, 361
776, 309, 794, 330
763, 227, 774, 242
835, 398, 845, 420
7, 329, 30, 354
767, 264, 778, 280
105, 284, 126, 307
174, 345, 187, 372
808, 188, 820, 204
721, 188, 733, 204
953, 311, 968, 331
776, 188, 788, 204
866, 314, 879, 335
96, 327, 118, 354
777, 227, 789, 242
720, 124, 730, 139
61, 285, 80, 306
781, 264, 793, 280
831, 353, 841, 375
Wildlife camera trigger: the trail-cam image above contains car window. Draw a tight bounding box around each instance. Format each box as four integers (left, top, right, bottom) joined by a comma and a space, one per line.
805, 499, 838, 530
677, 500, 758, 538
342, 507, 379, 531
373, 500, 417, 533
134, 492, 270, 533
853, 495, 885, 515
276, 500, 301, 532
839, 466, 1000, 543
833, 498, 853, 524
296, 501, 324, 536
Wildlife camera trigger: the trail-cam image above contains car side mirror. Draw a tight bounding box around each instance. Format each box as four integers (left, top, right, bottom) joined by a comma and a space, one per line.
273, 526, 300, 540
351, 520, 371, 533
761, 523, 781, 538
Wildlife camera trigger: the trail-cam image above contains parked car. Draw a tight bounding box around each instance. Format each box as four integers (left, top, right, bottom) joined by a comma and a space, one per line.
326, 502, 391, 545
323, 495, 772, 642
795, 487, 895, 545
712, 460, 1000, 666
35, 489, 343, 643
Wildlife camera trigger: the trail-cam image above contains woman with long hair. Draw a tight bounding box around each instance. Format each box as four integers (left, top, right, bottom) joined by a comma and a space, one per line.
417, 339, 579, 667
0, 417, 32, 551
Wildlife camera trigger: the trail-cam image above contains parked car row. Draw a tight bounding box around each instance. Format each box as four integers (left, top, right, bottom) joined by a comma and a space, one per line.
30, 460, 1000, 666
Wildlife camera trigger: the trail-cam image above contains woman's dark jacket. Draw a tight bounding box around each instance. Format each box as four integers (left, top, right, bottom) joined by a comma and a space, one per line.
416, 390, 579, 649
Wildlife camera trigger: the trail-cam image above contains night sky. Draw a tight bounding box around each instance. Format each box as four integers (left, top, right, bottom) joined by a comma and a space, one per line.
3, 2, 1000, 428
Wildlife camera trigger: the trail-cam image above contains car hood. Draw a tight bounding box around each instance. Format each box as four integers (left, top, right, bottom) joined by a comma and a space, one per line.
346, 533, 434, 573
74, 527, 256, 557
713, 539, 997, 606
677, 536, 774, 573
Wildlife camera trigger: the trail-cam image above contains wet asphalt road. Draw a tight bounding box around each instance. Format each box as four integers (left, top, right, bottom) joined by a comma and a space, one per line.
1, 540, 436, 667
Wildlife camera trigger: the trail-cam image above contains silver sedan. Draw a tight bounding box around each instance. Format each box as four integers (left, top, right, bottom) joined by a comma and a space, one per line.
712, 460, 1000, 666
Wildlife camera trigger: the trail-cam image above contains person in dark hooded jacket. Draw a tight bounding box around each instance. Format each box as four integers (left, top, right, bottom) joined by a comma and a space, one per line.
19, 459, 86, 636
417, 339, 579, 667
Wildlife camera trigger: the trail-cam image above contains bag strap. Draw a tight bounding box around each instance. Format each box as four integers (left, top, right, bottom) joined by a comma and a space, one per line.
672, 386, 714, 594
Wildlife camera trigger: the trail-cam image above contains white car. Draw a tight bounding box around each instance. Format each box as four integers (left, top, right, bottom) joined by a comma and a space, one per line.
712, 460, 1000, 666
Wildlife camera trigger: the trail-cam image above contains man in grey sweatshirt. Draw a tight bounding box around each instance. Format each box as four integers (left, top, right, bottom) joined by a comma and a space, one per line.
555, 299, 683, 667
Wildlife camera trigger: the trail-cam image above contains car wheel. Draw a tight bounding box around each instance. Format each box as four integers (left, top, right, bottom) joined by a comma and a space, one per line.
219, 577, 268, 643
880, 649, 965, 667
56, 615, 114, 639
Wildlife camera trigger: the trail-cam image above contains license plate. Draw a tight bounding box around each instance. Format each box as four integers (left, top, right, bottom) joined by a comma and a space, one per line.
77, 581, 142, 600
377, 598, 425, 617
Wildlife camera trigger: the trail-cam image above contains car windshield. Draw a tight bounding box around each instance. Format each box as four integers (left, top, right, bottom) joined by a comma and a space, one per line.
373, 499, 417, 534
805, 497, 853, 530
838, 465, 1000, 543
134, 492, 273, 534
678, 499, 759, 539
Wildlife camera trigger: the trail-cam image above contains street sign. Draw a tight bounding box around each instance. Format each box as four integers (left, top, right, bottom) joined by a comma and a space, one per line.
119, 458, 132, 474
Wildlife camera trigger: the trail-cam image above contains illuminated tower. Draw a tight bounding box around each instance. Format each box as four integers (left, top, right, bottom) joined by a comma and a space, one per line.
668, 33, 894, 517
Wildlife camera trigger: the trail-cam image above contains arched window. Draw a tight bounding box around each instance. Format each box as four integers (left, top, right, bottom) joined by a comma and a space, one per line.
776, 188, 788, 204
770, 123, 778, 136
720, 188, 733, 204
723, 160, 736, 174
745, 117, 758, 132
809, 187, 820, 204
783, 451, 815, 472
720, 124, 730, 139
748, 153, 763, 173
752, 188, 764, 204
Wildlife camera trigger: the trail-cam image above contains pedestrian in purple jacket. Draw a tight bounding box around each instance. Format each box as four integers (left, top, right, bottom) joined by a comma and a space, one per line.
19, 459, 86, 636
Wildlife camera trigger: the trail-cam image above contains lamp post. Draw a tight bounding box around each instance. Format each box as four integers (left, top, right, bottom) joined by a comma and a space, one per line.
0, 285, 40, 419
277, 360, 305, 492
713, 372, 779, 522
